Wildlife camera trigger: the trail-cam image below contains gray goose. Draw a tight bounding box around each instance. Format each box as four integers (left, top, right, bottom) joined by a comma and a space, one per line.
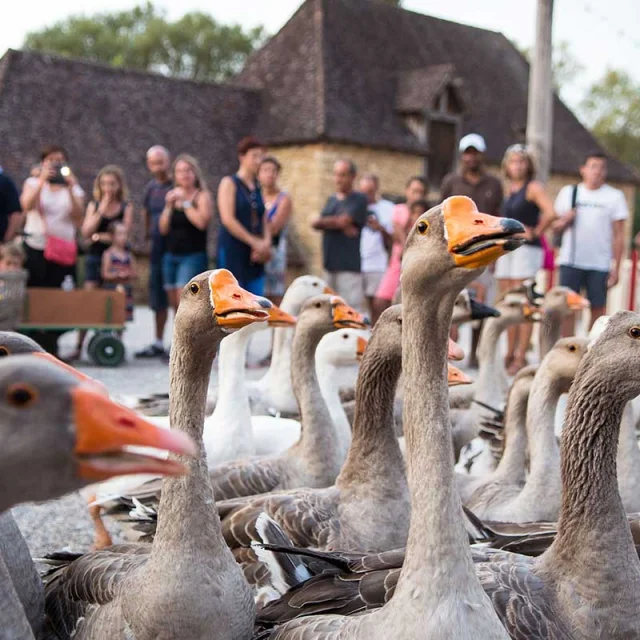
0, 355, 193, 638
538, 286, 589, 358
43, 269, 267, 639
258, 196, 523, 639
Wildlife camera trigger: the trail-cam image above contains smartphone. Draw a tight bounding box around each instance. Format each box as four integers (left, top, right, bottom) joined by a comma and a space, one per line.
367, 210, 378, 221
48, 163, 70, 185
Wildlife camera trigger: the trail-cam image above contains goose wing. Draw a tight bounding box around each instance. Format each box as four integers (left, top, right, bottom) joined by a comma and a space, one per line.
210, 457, 285, 501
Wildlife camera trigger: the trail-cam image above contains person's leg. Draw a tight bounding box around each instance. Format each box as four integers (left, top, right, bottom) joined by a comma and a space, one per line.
497, 277, 516, 367
371, 262, 399, 325
585, 269, 609, 330
162, 253, 179, 313
73, 255, 101, 359
559, 266, 586, 337
363, 272, 383, 321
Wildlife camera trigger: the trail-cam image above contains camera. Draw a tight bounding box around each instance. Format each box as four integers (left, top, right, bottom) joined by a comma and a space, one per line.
48, 163, 71, 185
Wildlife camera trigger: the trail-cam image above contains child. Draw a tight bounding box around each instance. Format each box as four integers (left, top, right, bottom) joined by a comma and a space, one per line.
101, 222, 136, 322
0, 243, 26, 272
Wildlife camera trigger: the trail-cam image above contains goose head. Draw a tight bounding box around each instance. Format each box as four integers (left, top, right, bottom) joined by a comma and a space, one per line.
316, 329, 368, 368
448, 363, 473, 386
541, 337, 589, 393
297, 294, 366, 337
402, 196, 524, 293
543, 286, 590, 315
279, 275, 334, 314
452, 290, 500, 324
0, 356, 196, 510
495, 292, 543, 324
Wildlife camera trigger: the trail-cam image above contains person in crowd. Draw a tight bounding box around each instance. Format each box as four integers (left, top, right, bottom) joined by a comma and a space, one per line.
71, 165, 133, 360
136, 145, 173, 358
20, 145, 85, 355
441, 133, 503, 367
312, 159, 368, 311
554, 151, 628, 333
159, 154, 213, 313
102, 221, 136, 323
371, 176, 427, 323
258, 156, 292, 306
0, 242, 25, 272
358, 173, 394, 318
494, 144, 556, 374
0, 168, 23, 243
217, 137, 271, 295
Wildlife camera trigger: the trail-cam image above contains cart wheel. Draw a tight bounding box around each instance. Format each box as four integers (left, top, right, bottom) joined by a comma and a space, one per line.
89, 333, 125, 367
87, 332, 100, 357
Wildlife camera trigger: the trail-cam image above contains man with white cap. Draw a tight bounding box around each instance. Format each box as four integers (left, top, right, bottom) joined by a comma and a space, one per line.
441, 133, 503, 367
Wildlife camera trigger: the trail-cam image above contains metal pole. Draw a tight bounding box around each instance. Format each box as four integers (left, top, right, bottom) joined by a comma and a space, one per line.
526, 0, 555, 183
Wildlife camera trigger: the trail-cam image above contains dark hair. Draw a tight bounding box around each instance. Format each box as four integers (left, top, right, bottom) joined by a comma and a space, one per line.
40, 145, 68, 162
583, 151, 607, 165
237, 136, 265, 156
359, 172, 379, 188
409, 199, 430, 212
406, 175, 427, 189
336, 159, 357, 176
260, 155, 281, 172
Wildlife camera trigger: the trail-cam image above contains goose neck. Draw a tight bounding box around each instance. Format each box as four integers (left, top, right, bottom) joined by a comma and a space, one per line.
493, 383, 529, 483
317, 360, 351, 462
539, 309, 562, 358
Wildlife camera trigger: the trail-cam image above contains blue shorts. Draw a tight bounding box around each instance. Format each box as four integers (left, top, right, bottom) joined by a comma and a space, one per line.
84, 254, 102, 284
559, 265, 608, 309
162, 251, 209, 290
149, 260, 168, 311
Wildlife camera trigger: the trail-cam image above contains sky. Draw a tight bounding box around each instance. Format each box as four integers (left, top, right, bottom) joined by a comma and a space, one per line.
2, 0, 640, 111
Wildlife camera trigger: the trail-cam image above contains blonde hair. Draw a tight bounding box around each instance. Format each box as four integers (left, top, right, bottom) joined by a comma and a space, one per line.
0, 243, 25, 265
93, 165, 128, 202
502, 145, 536, 181
173, 154, 208, 191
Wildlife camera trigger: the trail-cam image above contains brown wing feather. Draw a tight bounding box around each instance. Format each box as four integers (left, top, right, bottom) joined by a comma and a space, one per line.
211, 457, 285, 501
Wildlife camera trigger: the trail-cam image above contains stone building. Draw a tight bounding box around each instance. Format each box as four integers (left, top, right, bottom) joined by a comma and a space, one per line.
1, 0, 637, 279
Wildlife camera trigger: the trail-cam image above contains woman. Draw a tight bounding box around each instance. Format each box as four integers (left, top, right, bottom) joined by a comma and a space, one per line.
258, 156, 292, 306
494, 144, 556, 374
371, 176, 427, 323
20, 145, 85, 355
217, 136, 271, 295
159, 154, 213, 312
71, 165, 133, 360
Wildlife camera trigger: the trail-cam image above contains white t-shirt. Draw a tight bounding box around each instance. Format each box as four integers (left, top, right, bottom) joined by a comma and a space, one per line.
555, 183, 628, 272
360, 198, 394, 273
24, 177, 84, 249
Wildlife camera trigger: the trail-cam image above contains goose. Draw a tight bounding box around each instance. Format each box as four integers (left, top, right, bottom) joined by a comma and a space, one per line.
462, 337, 587, 514
0, 355, 194, 638
126, 275, 333, 417
256, 196, 524, 639
43, 269, 269, 640
539, 286, 589, 358
217, 308, 470, 603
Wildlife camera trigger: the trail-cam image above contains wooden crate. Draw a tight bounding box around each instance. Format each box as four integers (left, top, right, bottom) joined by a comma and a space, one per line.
19, 288, 126, 330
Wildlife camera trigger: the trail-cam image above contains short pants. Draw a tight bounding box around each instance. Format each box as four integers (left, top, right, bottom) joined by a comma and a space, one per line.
559, 265, 608, 309
84, 254, 103, 284
494, 245, 543, 280
162, 251, 209, 290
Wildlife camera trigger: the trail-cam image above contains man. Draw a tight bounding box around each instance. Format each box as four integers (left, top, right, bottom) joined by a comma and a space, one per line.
357, 173, 394, 317
440, 133, 503, 367
135, 146, 172, 358
0, 168, 23, 242
554, 152, 628, 332
312, 159, 368, 311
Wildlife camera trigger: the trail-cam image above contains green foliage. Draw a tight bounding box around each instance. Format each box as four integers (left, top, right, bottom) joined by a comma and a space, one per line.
23, 2, 266, 82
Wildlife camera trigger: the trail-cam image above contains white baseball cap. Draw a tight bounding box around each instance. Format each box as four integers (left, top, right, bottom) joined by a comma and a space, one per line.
459, 133, 486, 153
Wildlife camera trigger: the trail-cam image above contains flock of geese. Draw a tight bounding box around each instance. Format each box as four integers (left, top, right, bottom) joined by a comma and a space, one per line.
3, 195, 640, 638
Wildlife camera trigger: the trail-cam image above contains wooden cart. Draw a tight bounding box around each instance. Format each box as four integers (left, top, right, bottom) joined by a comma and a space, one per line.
19, 288, 127, 366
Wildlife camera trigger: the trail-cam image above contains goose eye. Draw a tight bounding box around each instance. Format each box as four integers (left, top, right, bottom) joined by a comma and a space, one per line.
312, 282, 318, 287
7, 384, 37, 408
416, 220, 429, 235
315, 302, 322, 309
568, 344, 577, 352
342, 333, 348, 339
0, 346, 10, 356
629, 327, 640, 339
189, 282, 200, 294
397, 317, 402, 325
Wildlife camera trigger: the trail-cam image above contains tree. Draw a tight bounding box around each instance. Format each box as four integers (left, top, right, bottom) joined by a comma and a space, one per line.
23, 3, 266, 83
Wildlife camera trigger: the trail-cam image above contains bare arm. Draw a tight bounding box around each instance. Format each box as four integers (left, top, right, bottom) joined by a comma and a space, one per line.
123, 202, 134, 234
101, 252, 116, 282
528, 182, 557, 238
183, 191, 213, 231
267, 194, 292, 237
81, 201, 102, 238
312, 213, 354, 231
217, 177, 263, 249
65, 172, 84, 228
158, 203, 172, 236
4, 213, 25, 243
609, 220, 626, 288
20, 178, 45, 212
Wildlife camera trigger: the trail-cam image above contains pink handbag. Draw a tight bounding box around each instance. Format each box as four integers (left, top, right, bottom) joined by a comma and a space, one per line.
44, 235, 77, 266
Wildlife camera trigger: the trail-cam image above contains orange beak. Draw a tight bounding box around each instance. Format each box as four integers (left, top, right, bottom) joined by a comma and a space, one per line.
267, 305, 297, 327
356, 336, 368, 359
566, 291, 590, 310
72, 384, 196, 480
447, 338, 464, 361
448, 364, 473, 387
443, 196, 525, 269
31, 352, 109, 396
331, 296, 367, 329
323, 285, 336, 294
523, 301, 544, 321
210, 269, 270, 329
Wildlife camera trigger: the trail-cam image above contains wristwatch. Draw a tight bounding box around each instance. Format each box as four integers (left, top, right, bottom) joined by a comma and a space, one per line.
182, 200, 193, 210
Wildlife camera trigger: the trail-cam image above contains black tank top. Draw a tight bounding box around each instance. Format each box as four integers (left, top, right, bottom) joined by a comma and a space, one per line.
167, 191, 207, 255
88, 202, 127, 256
502, 183, 541, 247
